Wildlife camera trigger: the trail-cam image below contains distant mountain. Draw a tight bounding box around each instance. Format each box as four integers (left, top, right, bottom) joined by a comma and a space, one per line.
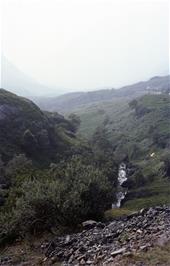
116, 76, 170, 97
34, 76, 170, 113
1, 56, 66, 97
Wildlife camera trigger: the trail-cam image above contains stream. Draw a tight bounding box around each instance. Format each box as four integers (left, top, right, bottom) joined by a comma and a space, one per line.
112, 163, 128, 208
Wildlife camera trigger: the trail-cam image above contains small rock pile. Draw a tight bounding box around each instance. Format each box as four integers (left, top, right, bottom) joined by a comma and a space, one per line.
43, 206, 170, 265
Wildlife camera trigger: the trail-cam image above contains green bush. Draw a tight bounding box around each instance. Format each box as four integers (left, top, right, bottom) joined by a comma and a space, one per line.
0, 156, 114, 245
50, 156, 114, 224
5, 154, 32, 183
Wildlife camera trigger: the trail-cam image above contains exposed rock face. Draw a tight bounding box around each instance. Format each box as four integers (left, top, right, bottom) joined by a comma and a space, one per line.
43, 206, 170, 265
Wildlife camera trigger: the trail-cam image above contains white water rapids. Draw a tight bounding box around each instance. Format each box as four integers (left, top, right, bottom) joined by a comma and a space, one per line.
112, 163, 128, 208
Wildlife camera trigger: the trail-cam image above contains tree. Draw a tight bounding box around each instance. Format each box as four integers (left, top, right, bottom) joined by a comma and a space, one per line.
55, 156, 114, 224
0, 155, 114, 242
129, 99, 138, 110
0, 155, 4, 176
22, 129, 38, 154
38, 129, 50, 148
68, 114, 81, 133
5, 154, 32, 180
92, 126, 110, 150
161, 150, 170, 177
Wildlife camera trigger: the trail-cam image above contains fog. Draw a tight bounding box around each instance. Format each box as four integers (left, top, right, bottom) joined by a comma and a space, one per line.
1, 0, 169, 94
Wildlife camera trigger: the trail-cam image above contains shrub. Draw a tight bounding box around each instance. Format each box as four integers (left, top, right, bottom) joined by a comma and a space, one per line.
160, 150, 170, 177
0, 155, 114, 245
51, 156, 114, 224
5, 154, 32, 181
22, 129, 38, 153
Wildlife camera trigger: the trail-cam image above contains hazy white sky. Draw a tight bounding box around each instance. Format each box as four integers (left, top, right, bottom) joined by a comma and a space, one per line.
1, 0, 169, 91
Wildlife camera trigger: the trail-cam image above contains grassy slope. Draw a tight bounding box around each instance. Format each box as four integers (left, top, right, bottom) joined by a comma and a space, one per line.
76, 94, 170, 210
117, 95, 170, 209
123, 179, 170, 210
74, 98, 129, 139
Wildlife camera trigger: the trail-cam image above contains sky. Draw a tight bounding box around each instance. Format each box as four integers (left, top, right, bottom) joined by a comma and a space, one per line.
0, 0, 169, 93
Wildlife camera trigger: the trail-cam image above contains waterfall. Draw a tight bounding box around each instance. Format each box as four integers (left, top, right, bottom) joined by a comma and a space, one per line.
112, 163, 128, 208
118, 163, 127, 185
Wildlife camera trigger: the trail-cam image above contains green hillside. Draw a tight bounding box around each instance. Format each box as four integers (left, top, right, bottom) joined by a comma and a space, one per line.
75, 98, 129, 138
34, 75, 169, 113
109, 94, 170, 158
76, 94, 170, 154
0, 89, 169, 248
0, 89, 115, 246
77, 94, 170, 209
113, 94, 170, 209
0, 89, 82, 164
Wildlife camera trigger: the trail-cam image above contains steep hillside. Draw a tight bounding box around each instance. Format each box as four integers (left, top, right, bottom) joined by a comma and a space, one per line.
0, 89, 81, 164
34, 76, 169, 113
102, 94, 170, 209
108, 94, 170, 159
0, 92, 169, 266
78, 93, 170, 210
0, 89, 116, 249
76, 98, 129, 138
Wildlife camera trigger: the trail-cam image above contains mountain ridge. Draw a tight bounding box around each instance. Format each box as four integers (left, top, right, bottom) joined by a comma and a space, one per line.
33, 75, 170, 113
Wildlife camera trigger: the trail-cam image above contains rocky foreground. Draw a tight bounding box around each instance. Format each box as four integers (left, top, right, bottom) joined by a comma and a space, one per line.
42, 206, 170, 265
0, 206, 169, 265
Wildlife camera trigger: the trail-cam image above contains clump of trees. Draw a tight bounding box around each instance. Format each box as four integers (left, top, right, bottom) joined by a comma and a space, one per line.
129, 99, 151, 117
0, 154, 114, 246
68, 114, 81, 133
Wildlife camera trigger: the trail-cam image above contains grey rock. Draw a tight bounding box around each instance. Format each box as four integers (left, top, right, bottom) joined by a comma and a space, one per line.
82, 220, 97, 229
111, 247, 126, 256
43, 206, 170, 265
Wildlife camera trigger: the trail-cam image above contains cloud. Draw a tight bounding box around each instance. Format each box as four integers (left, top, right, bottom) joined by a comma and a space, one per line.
1, 0, 169, 91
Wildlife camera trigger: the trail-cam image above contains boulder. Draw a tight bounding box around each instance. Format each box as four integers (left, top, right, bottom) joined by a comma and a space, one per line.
111, 247, 126, 257
82, 220, 97, 229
